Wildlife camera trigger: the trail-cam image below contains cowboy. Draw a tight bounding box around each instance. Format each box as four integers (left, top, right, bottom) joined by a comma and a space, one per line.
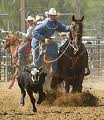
17, 16, 36, 67
36, 15, 44, 25
31, 8, 71, 76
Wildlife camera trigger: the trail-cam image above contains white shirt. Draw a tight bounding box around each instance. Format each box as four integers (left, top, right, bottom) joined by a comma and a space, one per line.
22, 25, 35, 39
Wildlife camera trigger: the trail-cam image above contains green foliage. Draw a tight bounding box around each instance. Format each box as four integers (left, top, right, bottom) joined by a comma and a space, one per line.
0, 0, 104, 36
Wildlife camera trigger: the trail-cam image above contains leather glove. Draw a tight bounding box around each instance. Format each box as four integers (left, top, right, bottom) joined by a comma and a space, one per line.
45, 38, 50, 44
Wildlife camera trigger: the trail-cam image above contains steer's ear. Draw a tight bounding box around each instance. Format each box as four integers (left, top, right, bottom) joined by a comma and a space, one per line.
38, 67, 43, 72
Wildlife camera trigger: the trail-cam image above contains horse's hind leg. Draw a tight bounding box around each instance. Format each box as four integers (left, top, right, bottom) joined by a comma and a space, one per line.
64, 80, 70, 93
72, 78, 83, 93
26, 88, 37, 112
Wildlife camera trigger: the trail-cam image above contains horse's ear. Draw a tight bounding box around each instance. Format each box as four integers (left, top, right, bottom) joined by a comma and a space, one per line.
6, 32, 9, 35
81, 16, 84, 21
72, 15, 76, 21
12, 32, 17, 36
12, 32, 15, 34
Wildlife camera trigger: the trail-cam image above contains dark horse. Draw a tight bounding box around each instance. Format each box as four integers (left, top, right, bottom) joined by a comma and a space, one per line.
51, 15, 90, 93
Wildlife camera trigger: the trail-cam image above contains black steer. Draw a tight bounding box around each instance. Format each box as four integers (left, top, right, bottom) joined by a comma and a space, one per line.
17, 66, 47, 112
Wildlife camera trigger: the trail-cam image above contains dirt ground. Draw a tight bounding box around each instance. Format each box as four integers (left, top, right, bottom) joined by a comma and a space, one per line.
0, 79, 104, 120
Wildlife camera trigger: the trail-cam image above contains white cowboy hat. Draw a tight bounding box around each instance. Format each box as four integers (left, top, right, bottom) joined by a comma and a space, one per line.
36, 15, 43, 21
48, 8, 57, 16
45, 8, 61, 16
25, 16, 35, 22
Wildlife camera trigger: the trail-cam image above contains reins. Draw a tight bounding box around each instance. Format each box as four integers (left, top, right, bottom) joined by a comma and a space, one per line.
33, 40, 71, 63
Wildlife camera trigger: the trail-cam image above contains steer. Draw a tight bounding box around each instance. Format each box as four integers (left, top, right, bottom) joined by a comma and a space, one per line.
17, 66, 47, 112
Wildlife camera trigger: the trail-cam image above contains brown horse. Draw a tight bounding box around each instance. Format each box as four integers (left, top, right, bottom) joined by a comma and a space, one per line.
51, 15, 90, 93
4, 32, 32, 88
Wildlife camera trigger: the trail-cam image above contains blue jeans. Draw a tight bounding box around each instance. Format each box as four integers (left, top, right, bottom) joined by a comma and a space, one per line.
45, 42, 58, 74
31, 38, 58, 74
31, 39, 43, 68
18, 42, 27, 66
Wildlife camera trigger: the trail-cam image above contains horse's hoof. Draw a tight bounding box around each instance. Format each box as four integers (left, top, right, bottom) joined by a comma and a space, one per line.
33, 107, 37, 112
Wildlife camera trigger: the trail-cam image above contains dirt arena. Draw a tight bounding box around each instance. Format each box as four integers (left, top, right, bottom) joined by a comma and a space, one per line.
0, 79, 104, 120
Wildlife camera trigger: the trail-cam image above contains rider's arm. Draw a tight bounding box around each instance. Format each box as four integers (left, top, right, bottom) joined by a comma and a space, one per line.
32, 25, 45, 42
20, 26, 33, 39
56, 21, 71, 32
33, 31, 45, 42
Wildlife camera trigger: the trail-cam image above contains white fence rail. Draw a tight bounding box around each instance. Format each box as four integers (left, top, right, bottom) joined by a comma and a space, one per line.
0, 37, 104, 81
84, 40, 104, 80
0, 39, 11, 82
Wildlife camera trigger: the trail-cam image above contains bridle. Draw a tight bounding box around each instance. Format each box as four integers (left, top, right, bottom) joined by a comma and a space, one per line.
70, 21, 83, 54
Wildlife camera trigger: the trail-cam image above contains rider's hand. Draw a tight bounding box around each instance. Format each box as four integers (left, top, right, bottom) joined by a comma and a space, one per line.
45, 38, 49, 44
41, 39, 45, 43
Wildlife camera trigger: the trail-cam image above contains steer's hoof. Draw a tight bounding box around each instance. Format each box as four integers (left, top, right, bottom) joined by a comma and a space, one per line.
37, 93, 46, 104
33, 107, 37, 112
20, 101, 25, 106
20, 97, 25, 106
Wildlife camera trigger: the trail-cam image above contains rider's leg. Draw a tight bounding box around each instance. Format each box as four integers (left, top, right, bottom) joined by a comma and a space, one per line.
46, 42, 58, 75
32, 40, 43, 69
17, 42, 27, 67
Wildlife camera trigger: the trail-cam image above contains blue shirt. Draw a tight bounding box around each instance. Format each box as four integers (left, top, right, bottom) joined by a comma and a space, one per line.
32, 18, 70, 41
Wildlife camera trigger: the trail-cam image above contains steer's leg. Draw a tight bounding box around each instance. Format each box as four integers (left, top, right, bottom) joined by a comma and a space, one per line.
37, 85, 46, 104
26, 88, 37, 112
17, 77, 26, 106
19, 84, 26, 106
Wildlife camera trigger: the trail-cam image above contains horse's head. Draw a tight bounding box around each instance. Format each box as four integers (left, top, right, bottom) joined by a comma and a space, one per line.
4, 32, 20, 49
70, 15, 84, 54
4, 32, 21, 65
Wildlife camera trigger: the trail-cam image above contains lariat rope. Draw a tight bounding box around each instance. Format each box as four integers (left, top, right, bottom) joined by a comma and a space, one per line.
33, 39, 77, 63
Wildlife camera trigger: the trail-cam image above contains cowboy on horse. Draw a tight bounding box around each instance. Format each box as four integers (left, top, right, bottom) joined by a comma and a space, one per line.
16, 16, 36, 68
31, 8, 71, 77
8, 16, 36, 89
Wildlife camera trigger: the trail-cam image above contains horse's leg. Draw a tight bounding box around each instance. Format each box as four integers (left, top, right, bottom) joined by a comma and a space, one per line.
72, 77, 83, 93
51, 74, 58, 90
26, 88, 37, 112
37, 85, 46, 104
64, 80, 70, 93
77, 76, 84, 92
71, 78, 78, 93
